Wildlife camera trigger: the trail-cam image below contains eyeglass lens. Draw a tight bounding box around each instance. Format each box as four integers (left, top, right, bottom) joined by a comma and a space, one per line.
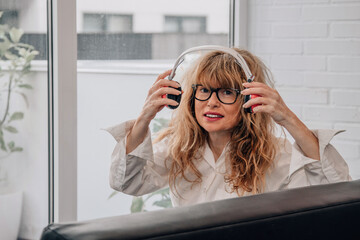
195, 85, 238, 104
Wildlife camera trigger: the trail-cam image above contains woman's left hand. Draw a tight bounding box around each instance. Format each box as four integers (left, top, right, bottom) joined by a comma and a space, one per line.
242, 81, 320, 160
241, 82, 293, 127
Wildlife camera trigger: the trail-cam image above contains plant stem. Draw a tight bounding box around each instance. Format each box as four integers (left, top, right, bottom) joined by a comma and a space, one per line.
0, 72, 13, 127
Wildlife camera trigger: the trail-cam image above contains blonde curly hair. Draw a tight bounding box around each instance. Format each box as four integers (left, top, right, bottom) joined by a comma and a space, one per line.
156, 48, 278, 196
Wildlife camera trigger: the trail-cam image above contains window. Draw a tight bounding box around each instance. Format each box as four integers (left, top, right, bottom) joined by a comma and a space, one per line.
83, 13, 133, 33
164, 16, 206, 33
76, 0, 229, 221
43, 1, 360, 236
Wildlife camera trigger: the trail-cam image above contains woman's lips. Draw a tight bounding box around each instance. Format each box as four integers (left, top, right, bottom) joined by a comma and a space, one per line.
204, 112, 224, 121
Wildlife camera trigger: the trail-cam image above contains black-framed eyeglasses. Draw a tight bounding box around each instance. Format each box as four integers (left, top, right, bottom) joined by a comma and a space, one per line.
192, 84, 240, 104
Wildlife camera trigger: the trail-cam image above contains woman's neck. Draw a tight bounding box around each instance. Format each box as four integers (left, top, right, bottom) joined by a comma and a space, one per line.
207, 132, 230, 162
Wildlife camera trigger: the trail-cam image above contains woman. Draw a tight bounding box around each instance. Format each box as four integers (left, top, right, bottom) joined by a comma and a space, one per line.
107, 48, 351, 207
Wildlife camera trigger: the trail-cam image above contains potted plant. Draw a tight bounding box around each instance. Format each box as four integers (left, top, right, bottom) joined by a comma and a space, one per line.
0, 11, 38, 240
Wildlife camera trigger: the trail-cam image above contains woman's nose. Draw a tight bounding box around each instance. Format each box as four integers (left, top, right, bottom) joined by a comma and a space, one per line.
207, 92, 220, 107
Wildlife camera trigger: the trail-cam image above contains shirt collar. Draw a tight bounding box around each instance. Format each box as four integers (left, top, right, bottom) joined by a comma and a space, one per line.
203, 141, 228, 169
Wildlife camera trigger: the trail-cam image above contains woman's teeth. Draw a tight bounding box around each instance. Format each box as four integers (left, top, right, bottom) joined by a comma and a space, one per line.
205, 114, 223, 118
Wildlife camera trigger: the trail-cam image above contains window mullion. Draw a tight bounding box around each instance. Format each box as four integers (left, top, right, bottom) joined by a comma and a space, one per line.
47, 0, 78, 223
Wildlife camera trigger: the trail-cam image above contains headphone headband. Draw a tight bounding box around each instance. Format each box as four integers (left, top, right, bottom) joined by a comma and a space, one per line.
169, 45, 254, 82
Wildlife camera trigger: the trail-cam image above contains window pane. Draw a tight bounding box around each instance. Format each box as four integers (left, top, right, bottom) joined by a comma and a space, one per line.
0, 2, 48, 240
164, 17, 180, 33
83, 14, 105, 32
76, 0, 229, 221
182, 17, 206, 33
106, 15, 133, 32
83, 13, 133, 33
165, 16, 207, 33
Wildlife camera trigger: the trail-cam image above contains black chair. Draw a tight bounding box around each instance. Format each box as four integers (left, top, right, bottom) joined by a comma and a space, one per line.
41, 180, 360, 240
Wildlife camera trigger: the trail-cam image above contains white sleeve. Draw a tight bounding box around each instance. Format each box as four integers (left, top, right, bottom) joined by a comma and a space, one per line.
288, 129, 352, 188
105, 120, 169, 196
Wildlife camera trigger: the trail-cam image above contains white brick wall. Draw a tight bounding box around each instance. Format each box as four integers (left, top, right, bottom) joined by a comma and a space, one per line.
248, 0, 360, 179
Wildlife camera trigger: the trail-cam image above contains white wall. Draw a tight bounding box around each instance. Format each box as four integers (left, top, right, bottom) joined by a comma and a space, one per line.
248, 0, 360, 179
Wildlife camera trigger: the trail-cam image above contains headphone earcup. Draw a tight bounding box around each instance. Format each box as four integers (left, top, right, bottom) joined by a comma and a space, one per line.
167, 85, 182, 109
190, 87, 196, 116
244, 94, 260, 113
244, 94, 252, 113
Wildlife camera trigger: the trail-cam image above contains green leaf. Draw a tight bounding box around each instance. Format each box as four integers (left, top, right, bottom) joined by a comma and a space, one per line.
26, 55, 36, 62
4, 126, 18, 133
4, 51, 17, 60
9, 27, 24, 43
16, 43, 34, 49
7, 141, 15, 150
0, 38, 11, 55
9, 112, 24, 122
107, 191, 118, 200
17, 47, 27, 57
0, 12, 3, 19
152, 199, 172, 209
11, 147, 23, 152
152, 118, 170, 133
14, 92, 29, 108
18, 84, 33, 89
130, 197, 145, 213
0, 142, 6, 152
145, 187, 170, 200
0, 133, 6, 152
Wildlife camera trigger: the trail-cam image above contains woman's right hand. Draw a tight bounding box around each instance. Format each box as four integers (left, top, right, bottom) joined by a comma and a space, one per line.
139, 69, 182, 123
126, 70, 181, 154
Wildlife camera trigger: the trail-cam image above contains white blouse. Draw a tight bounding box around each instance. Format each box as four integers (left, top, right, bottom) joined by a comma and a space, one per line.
106, 120, 352, 207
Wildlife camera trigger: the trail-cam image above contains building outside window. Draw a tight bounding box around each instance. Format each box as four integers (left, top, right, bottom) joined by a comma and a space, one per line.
0, 10, 18, 27
164, 16, 206, 33
83, 13, 133, 33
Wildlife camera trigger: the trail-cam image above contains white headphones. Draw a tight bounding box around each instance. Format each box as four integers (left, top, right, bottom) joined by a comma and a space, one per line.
169, 45, 254, 81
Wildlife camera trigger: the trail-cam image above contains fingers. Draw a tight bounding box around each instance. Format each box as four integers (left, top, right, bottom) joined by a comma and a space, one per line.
140, 70, 180, 122
144, 77, 181, 116
154, 85, 182, 98
150, 74, 181, 96
154, 98, 180, 108
251, 105, 274, 114
243, 97, 274, 111
150, 70, 181, 103
241, 86, 277, 99
156, 69, 172, 82
242, 81, 269, 89
154, 78, 181, 89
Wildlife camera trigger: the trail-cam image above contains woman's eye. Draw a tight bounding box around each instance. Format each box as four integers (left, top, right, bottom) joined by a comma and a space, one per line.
222, 89, 234, 95
200, 87, 210, 93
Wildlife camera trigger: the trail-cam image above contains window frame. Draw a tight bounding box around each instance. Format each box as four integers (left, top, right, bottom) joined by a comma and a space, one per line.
48, 0, 77, 223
